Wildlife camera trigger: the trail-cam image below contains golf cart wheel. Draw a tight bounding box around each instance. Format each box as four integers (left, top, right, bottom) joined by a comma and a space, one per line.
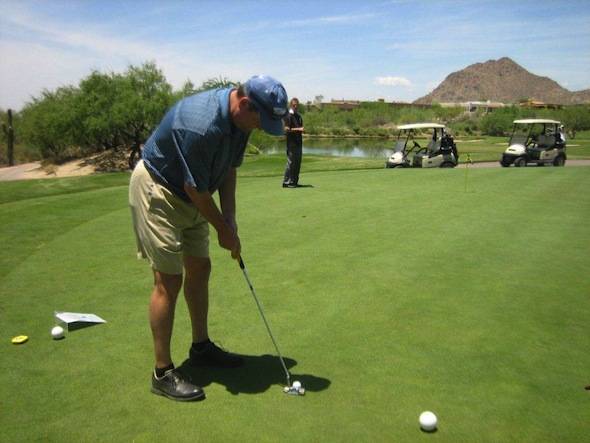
553, 156, 566, 167
514, 157, 527, 167
500, 161, 510, 167
440, 162, 455, 168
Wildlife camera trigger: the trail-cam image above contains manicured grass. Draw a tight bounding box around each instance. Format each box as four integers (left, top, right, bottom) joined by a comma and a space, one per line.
455, 135, 590, 162
454, 136, 507, 162
243, 153, 385, 175
565, 131, 590, 159
1, 162, 589, 442
0, 172, 130, 204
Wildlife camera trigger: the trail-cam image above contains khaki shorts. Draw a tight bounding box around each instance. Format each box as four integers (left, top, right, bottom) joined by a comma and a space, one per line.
129, 160, 209, 274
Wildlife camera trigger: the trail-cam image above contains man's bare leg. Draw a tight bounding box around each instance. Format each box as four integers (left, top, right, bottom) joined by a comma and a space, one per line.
183, 255, 211, 343
150, 270, 182, 368
184, 255, 244, 367
149, 269, 205, 401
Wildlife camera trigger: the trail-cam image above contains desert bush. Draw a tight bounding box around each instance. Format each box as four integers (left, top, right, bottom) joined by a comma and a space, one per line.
17, 63, 176, 163
19, 87, 80, 161
480, 107, 520, 136
560, 106, 590, 138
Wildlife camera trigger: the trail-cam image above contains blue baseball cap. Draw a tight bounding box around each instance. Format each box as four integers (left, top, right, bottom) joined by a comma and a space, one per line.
244, 75, 288, 136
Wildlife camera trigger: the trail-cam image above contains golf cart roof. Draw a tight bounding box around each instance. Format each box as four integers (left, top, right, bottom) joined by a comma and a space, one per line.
397, 123, 446, 130
513, 119, 561, 125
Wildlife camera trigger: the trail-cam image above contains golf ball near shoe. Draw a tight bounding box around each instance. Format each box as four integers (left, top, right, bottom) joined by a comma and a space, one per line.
51, 325, 65, 340
419, 411, 437, 431
292, 381, 302, 390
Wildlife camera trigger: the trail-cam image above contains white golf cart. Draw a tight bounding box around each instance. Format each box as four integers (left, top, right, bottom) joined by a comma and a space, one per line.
385, 123, 459, 168
500, 119, 566, 167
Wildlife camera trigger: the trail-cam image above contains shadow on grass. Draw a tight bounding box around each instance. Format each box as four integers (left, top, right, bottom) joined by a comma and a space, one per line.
178, 354, 331, 395
420, 428, 438, 434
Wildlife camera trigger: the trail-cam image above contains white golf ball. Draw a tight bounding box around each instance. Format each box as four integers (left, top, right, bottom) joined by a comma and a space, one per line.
292, 381, 302, 390
51, 325, 65, 340
419, 411, 437, 431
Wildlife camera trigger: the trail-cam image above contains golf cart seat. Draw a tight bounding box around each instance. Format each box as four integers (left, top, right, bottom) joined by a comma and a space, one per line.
427, 140, 441, 157
536, 134, 554, 148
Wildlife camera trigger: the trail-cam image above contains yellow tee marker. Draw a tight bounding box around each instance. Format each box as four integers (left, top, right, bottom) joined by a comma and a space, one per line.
11, 335, 29, 344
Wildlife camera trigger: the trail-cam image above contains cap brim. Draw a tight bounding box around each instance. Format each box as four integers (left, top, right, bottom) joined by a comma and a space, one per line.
259, 111, 284, 136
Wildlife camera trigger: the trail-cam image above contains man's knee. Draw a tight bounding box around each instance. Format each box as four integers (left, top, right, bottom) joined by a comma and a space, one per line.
153, 271, 183, 299
184, 256, 211, 281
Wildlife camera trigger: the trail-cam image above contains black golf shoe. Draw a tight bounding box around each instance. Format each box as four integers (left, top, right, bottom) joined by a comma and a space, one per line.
151, 368, 205, 401
189, 340, 244, 368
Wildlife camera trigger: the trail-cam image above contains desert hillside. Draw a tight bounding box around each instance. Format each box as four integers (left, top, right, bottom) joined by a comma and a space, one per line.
414, 57, 589, 105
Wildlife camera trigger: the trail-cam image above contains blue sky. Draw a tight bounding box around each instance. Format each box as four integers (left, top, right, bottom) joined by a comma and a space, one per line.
1, 0, 589, 110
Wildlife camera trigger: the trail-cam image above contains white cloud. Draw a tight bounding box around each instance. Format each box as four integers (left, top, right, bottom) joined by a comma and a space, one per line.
375, 76, 412, 87
0, 40, 97, 109
4, 7, 157, 61
287, 13, 376, 27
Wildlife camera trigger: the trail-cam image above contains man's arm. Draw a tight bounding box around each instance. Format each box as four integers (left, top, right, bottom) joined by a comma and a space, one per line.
183, 181, 240, 258
219, 167, 238, 232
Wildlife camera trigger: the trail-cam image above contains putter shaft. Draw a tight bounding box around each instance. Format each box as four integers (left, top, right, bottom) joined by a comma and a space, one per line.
239, 257, 291, 387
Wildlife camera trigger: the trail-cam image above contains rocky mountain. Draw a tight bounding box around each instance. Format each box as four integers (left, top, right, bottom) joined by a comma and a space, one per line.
572, 89, 590, 103
414, 57, 589, 105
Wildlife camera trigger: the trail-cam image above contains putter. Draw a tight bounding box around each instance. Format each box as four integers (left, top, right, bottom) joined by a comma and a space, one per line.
238, 256, 304, 396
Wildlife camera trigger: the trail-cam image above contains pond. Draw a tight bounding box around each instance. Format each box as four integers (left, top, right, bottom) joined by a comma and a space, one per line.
264, 138, 395, 158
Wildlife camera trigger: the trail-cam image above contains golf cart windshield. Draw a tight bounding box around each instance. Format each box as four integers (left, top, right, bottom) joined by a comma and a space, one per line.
509, 124, 536, 147
393, 139, 406, 152
510, 132, 527, 146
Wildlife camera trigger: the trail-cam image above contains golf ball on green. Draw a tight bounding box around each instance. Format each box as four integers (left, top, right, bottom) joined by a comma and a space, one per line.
292, 381, 302, 390
419, 411, 437, 431
51, 325, 64, 340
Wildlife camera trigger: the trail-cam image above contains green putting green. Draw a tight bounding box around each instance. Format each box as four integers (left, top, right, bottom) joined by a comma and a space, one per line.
1, 163, 589, 442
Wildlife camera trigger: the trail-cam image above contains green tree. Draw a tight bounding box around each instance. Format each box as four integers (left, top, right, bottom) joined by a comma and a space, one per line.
197, 76, 238, 92
76, 70, 125, 151
114, 63, 174, 167
480, 107, 520, 136
561, 106, 590, 138
75, 62, 174, 167
18, 62, 175, 165
19, 87, 80, 161
175, 79, 197, 100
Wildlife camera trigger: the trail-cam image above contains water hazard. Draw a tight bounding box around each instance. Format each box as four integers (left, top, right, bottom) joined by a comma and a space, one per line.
264, 138, 394, 158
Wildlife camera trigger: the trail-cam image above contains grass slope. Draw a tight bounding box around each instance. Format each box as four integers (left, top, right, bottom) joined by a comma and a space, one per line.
1, 164, 589, 442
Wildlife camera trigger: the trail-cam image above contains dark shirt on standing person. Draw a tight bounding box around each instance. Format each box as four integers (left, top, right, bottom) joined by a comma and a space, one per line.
284, 110, 303, 147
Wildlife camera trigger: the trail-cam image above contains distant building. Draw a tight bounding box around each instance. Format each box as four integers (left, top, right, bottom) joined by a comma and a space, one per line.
322, 100, 361, 111
519, 99, 563, 110
438, 101, 505, 113
389, 101, 431, 110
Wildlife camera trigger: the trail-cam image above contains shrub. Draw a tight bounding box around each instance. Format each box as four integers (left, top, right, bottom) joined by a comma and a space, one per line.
19, 87, 80, 161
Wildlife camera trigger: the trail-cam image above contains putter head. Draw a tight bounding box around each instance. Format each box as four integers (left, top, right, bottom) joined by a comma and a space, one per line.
283, 383, 305, 396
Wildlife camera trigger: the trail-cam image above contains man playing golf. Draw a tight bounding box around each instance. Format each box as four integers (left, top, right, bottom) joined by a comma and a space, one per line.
129, 75, 288, 401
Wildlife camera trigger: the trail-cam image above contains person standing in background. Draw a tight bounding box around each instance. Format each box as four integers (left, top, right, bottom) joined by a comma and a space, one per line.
282, 98, 304, 188
557, 124, 566, 146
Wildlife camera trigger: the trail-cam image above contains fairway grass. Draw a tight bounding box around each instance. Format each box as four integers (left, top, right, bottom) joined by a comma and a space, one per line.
1, 165, 589, 442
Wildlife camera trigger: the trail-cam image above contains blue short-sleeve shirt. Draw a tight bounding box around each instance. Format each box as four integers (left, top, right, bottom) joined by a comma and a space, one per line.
141, 88, 249, 201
